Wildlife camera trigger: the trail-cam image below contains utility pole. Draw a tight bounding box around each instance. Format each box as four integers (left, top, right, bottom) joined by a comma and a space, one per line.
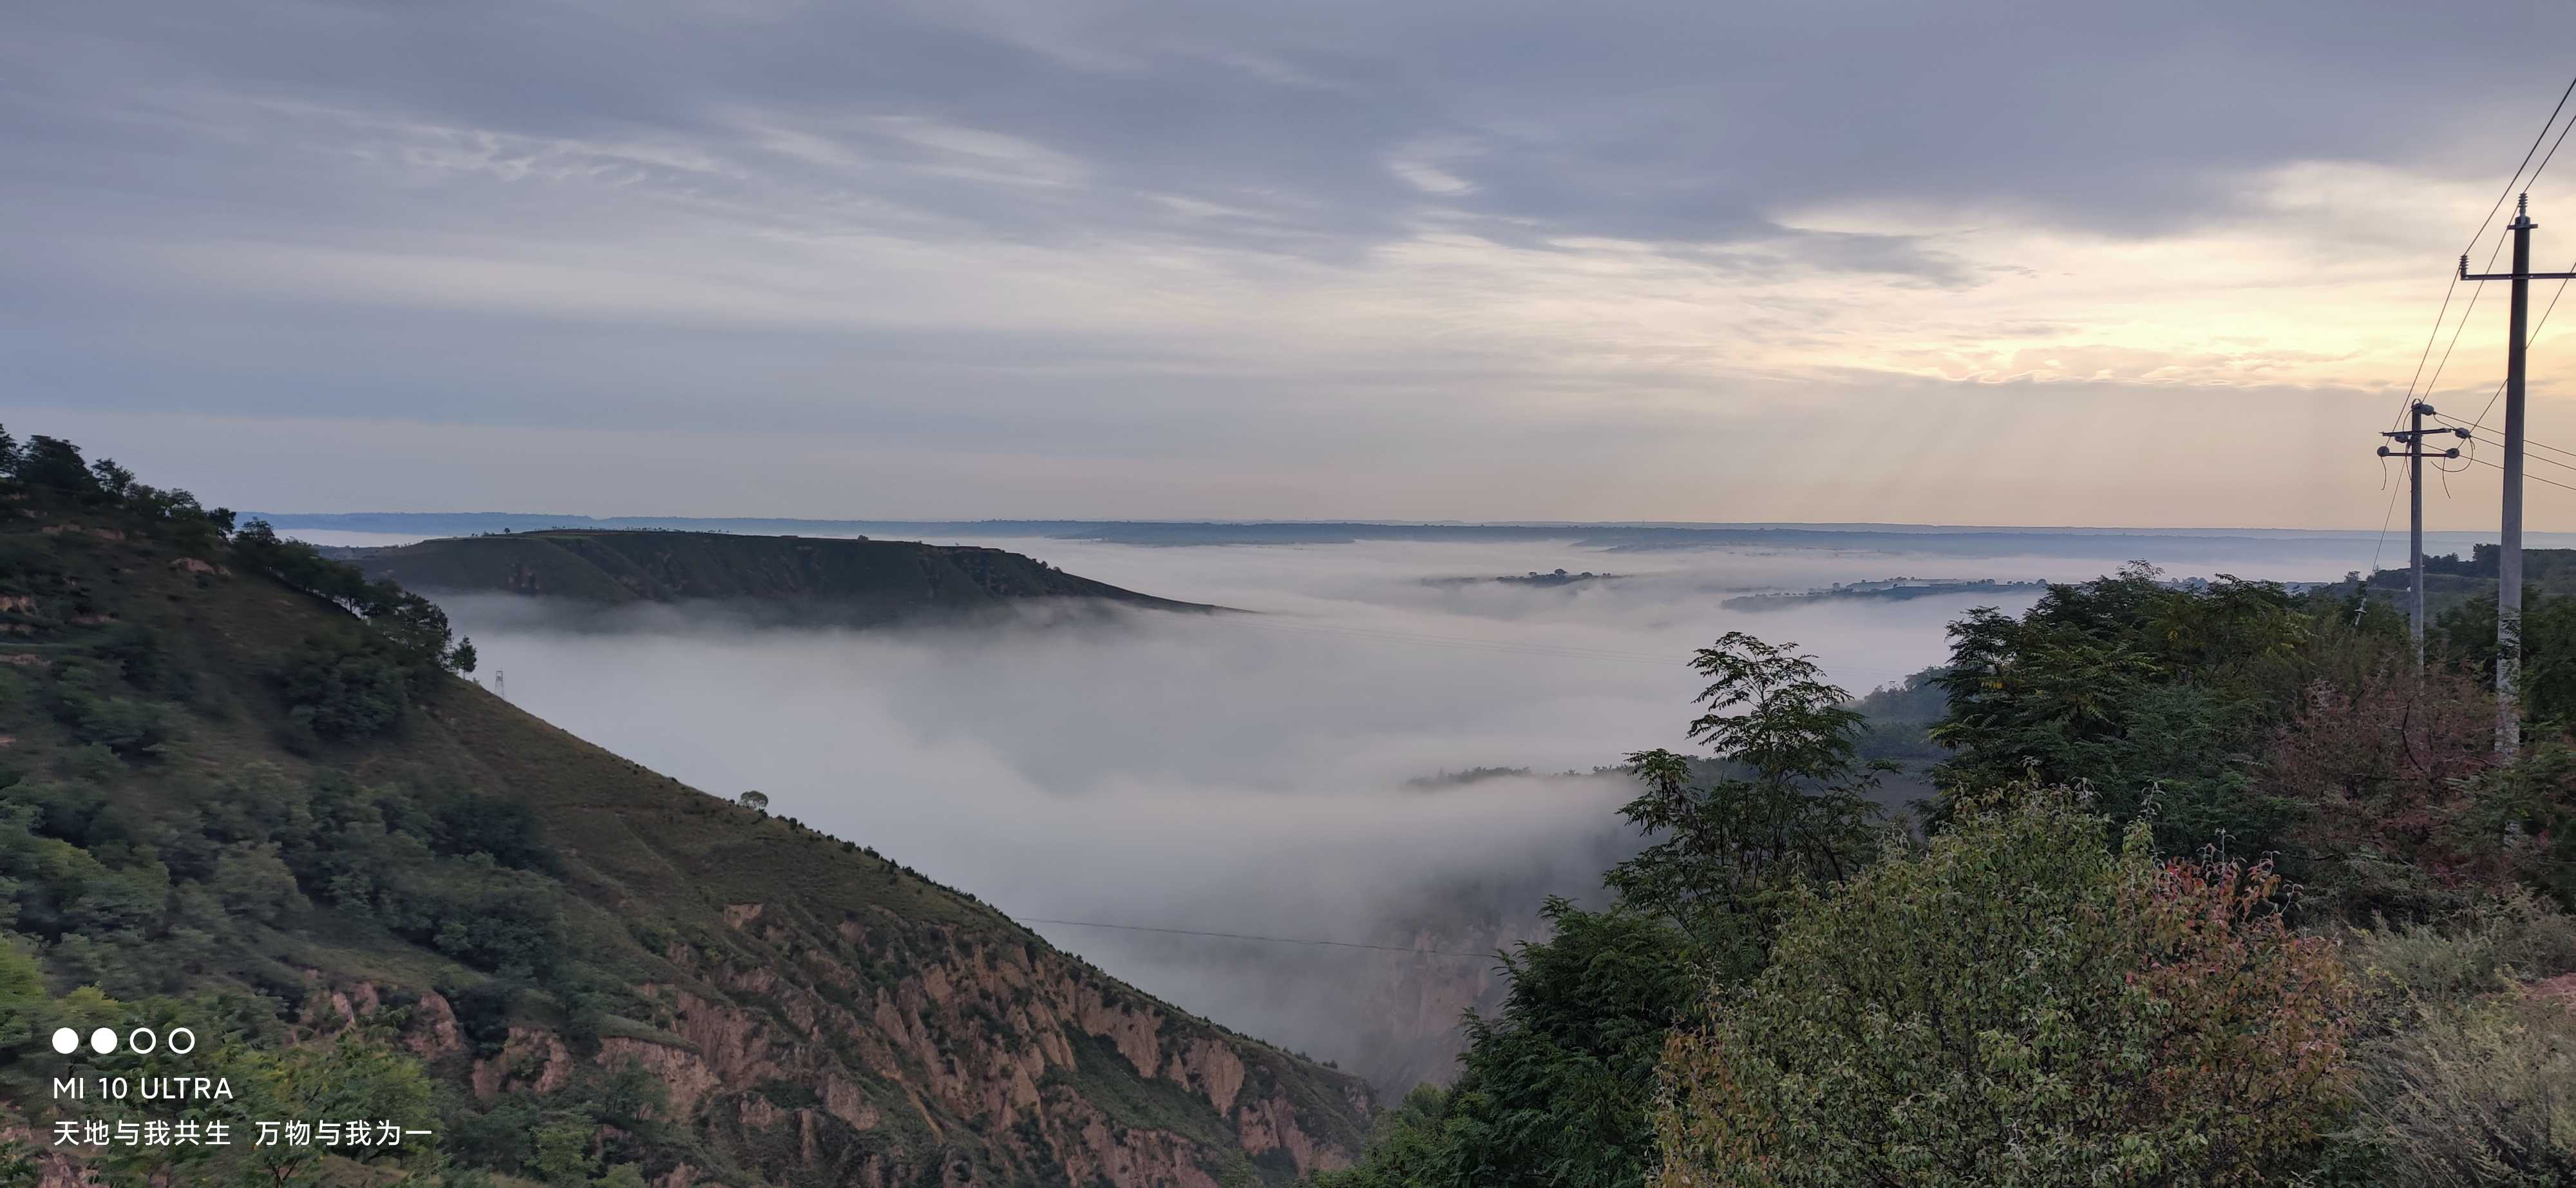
2461, 194, 2576, 754
2380, 402, 2466, 666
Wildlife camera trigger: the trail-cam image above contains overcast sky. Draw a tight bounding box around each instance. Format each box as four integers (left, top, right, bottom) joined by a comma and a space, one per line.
9, 0, 2576, 527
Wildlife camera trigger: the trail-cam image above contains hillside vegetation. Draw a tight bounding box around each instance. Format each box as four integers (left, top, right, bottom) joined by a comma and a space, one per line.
0, 432, 1369, 1187
1321, 567, 2576, 1188
329, 531, 1215, 623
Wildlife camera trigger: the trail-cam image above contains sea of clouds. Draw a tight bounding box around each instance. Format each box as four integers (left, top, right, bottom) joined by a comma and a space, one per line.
298, 530, 2366, 1091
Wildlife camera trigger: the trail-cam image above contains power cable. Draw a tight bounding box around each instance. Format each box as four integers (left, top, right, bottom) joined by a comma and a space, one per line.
2468, 263, 2576, 426
2449, 426, 2574, 468
2434, 419, 2576, 470
2368, 471, 2406, 575
2391, 73, 2576, 428
2463, 452, 2576, 494
2371, 75, 2576, 575
2469, 74, 2576, 257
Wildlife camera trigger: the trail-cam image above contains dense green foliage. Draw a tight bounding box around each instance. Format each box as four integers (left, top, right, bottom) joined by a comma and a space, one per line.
1320, 633, 1886, 1188
1610, 633, 1888, 977
1316, 903, 1698, 1188
2436, 584, 2576, 727
232, 519, 477, 742
1654, 796, 2353, 1187
1929, 564, 2391, 852
1328, 565, 2575, 1188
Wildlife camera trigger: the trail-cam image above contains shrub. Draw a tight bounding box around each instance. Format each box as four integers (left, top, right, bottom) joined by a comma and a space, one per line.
2345, 994, 2575, 1187
429, 794, 558, 872
1425, 902, 1699, 1188
207, 842, 308, 927
277, 637, 412, 740
2262, 667, 2510, 916
375, 870, 566, 979
1654, 794, 2354, 1188
2342, 894, 2576, 1030
49, 659, 175, 758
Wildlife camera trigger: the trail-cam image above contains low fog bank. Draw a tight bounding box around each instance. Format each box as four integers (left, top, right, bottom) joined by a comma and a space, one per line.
439, 537, 2360, 1092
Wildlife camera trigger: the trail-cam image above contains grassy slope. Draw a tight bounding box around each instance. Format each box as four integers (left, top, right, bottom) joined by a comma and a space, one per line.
1, 502, 1365, 1186
337, 530, 1215, 616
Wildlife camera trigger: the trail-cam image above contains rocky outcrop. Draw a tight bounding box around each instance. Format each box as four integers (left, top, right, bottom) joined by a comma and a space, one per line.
296, 897, 1373, 1186
473, 1026, 575, 1098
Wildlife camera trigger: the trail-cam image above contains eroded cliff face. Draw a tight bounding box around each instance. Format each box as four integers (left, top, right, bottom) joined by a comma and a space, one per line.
321, 899, 1370, 1188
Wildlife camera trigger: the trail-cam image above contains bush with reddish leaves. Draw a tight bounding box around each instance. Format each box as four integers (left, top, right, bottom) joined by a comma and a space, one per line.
2263, 665, 2573, 915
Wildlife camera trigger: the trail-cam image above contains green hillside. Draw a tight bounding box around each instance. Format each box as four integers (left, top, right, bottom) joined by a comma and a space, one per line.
0, 433, 1368, 1187
327, 531, 1215, 622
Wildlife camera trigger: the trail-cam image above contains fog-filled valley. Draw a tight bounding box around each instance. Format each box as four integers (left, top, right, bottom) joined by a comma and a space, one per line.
11, 417, 2565, 1188
311, 530, 2369, 1095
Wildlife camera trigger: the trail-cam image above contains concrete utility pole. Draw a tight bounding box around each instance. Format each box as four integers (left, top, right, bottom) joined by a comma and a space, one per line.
2380, 402, 2467, 666
2461, 194, 2576, 754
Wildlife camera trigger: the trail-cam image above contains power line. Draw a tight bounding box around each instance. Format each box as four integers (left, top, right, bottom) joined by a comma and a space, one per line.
2526, 97, 2576, 206
2367, 462, 2407, 575
2463, 452, 2576, 494
2468, 75, 2576, 256
2392, 73, 2576, 429
2431, 81, 2576, 426
2437, 419, 2576, 468
2442, 422, 2576, 467
1018, 916, 1494, 960
2469, 263, 2576, 426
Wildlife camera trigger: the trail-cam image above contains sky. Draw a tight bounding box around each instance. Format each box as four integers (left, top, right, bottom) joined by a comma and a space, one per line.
11, 0, 2576, 527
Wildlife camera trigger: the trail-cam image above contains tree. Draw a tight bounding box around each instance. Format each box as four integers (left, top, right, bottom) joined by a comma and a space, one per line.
738, 790, 770, 812
278, 636, 413, 739
2439, 589, 2576, 728
87, 457, 135, 497
1312, 1086, 1454, 1188
1329, 633, 1891, 1188
530, 1118, 597, 1185
2260, 666, 2511, 915
1439, 903, 1700, 1188
15, 436, 98, 495
1314, 905, 1698, 1188
1611, 632, 1886, 975
1927, 564, 2378, 853
1654, 794, 2354, 1188
237, 1036, 441, 1187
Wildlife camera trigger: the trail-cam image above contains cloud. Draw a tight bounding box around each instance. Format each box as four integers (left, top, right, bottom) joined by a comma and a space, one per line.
9, 0, 2576, 524
436, 532, 2320, 1088
419, 526, 2414, 1088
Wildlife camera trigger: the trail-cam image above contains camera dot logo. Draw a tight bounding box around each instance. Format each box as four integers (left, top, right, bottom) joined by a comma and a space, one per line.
50, 1027, 78, 1055
88, 1027, 117, 1055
